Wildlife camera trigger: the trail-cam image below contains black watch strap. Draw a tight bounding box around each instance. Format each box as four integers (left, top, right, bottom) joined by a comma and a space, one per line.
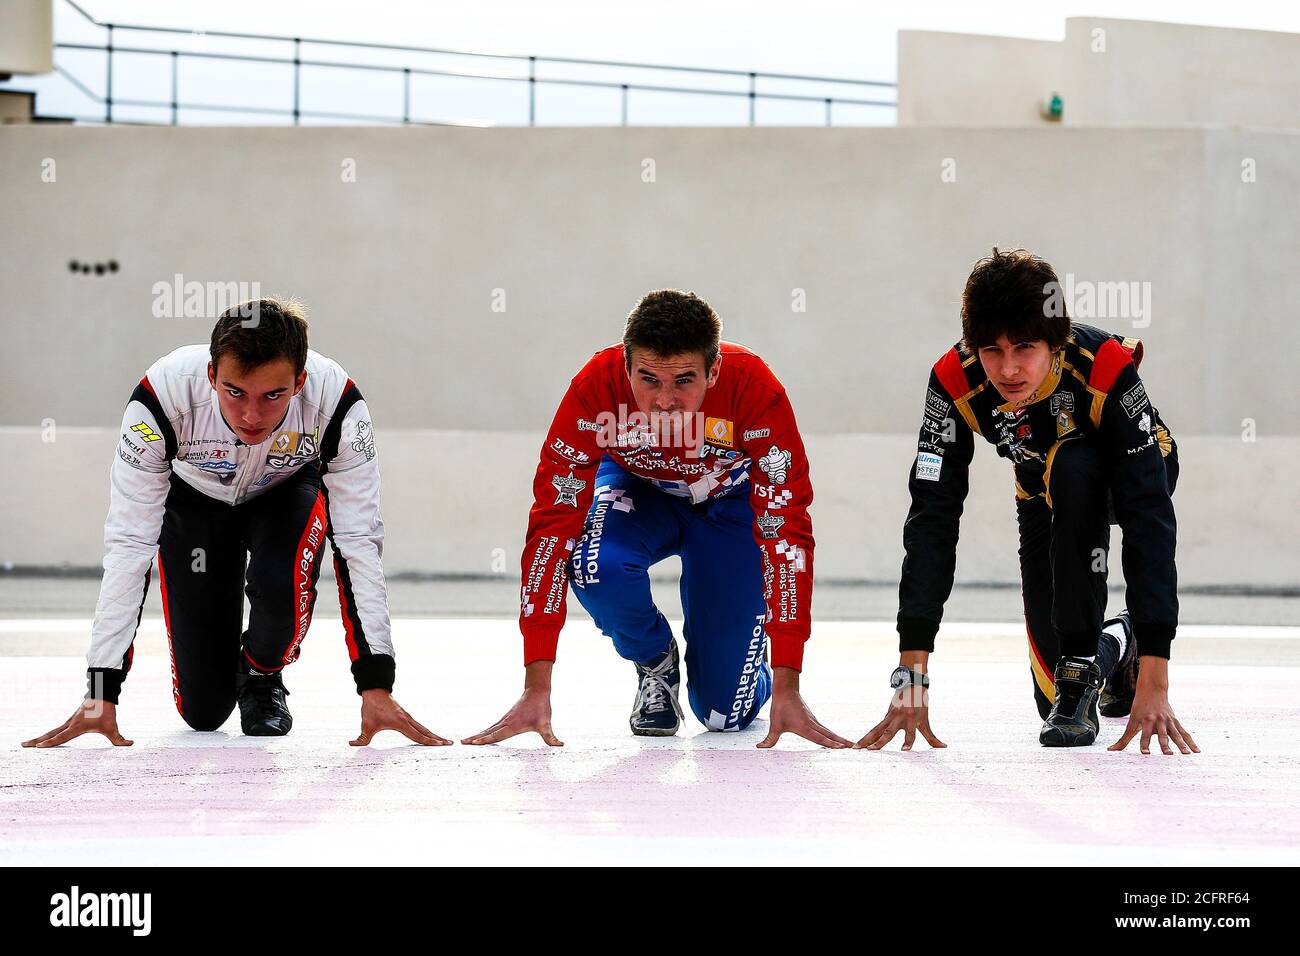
891, 665, 930, 690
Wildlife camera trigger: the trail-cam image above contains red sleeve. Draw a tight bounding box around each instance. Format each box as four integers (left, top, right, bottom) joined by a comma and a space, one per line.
519, 374, 606, 664
1089, 339, 1133, 393
743, 388, 814, 671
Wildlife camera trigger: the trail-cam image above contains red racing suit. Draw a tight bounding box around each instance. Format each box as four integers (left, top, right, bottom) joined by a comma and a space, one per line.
519, 342, 815, 670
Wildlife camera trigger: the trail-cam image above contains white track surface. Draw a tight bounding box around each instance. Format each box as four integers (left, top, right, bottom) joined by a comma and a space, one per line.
3, 618, 1299, 866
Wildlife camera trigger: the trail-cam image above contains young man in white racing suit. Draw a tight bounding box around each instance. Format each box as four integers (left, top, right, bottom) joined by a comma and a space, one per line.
24, 299, 448, 747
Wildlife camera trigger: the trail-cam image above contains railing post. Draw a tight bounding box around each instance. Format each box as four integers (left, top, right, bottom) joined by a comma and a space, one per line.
621, 83, 628, 126
171, 51, 179, 125
105, 23, 113, 122
824, 97, 832, 126
528, 55, 536, 126
403, 67, 411, 124
292, 38, 301, 125
748, 71, 755, 126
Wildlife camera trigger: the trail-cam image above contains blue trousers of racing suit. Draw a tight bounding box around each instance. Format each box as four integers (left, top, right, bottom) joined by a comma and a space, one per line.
568, 456, 773, 731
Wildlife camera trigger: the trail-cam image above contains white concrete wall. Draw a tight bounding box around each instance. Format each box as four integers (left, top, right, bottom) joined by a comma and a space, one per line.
0, 125, 1296, 586
1, 125, 1295, 437
897, 19, 1300, 131
0, 0, 52, 77
897, 31, 1062, 126
1, 428, 1295, 590
1063, 18, 1300, 128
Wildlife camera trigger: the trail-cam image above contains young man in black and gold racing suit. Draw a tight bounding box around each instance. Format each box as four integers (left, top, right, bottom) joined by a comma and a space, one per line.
858, 249, 1198, 754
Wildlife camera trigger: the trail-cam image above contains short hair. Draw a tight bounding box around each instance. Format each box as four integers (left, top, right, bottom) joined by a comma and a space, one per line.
623, 289, 722, 370
210, 298, 310, 376
961, 248, 1070, 351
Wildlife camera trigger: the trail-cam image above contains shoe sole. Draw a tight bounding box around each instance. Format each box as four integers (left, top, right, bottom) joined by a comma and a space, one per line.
630, 724, 679, 737
1039, 729, 1098, 747
1040, 695, 1099, 747
244, 723, 292, 737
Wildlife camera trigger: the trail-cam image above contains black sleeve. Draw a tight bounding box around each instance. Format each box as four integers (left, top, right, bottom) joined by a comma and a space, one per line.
1100, 363, 1179, 658
897, 371, 976, 653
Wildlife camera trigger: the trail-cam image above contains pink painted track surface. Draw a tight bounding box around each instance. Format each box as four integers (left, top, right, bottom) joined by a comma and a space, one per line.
3, 619, 1299, 866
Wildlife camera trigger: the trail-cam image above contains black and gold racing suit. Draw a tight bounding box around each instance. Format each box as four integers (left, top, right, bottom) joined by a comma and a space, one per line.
896, 323, 1178, 717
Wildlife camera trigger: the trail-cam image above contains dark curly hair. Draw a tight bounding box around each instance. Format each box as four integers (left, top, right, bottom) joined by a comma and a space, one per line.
623, 289, 722, 369
210, 297, 310, 376
961, 248, 1070, 351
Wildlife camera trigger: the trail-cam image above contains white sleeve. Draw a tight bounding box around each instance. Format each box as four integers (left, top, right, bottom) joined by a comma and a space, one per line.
321, 397, 394, 660
87, 398, 172, 671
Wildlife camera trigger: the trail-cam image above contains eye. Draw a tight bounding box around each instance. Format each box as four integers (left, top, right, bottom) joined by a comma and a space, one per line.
226, 389, 243, 398
265, 392, 284, 400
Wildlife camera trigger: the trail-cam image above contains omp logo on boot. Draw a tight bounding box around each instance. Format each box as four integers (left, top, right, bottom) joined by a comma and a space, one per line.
130, 422, 163, 442
49, 886, 151, 936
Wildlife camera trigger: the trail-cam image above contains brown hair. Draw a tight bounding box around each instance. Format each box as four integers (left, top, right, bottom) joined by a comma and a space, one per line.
961, 248, 1070, 351
622, 289, 722, 369
210, 297, 310, 376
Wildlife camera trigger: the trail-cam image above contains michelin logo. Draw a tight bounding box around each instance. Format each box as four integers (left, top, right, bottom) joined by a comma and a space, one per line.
758, 445, 793, 484
915, 452, 943, 482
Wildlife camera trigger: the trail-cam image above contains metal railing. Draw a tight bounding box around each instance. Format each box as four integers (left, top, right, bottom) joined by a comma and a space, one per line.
8, 0, 896, 127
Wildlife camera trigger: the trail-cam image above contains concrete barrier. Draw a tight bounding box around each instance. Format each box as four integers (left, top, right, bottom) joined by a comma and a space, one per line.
3, 427, 1294, 590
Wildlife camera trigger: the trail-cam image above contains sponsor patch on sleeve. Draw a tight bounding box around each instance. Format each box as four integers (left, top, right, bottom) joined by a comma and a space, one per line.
131, 422, 163, 442
915, 452, 943, 482
551, 471, 587, 506
925, 388, 951, 419
1119, 381, 1148, 418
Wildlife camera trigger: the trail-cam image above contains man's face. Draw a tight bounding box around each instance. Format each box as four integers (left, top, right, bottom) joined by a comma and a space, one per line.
207, 357, 306, 445
977, 335, 1055, 403
626, 349, 721, 419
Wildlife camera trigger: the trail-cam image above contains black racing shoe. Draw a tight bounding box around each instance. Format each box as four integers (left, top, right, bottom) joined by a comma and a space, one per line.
1039, 656, 1102, 747
1100, 610, 1139, 718
236, 668, 293, 737
630, 638, 683, 737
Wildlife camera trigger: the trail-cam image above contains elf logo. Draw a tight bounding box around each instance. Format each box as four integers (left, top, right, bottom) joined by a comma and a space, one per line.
49, 886, 151, 936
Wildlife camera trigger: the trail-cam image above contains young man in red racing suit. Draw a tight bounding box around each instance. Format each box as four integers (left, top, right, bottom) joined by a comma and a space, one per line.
465, 289, 849, 749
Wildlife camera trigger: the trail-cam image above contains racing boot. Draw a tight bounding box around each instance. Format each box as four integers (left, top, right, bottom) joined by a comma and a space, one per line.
630, 638, 683, 737
236, 666, 293, 737
1039, 656, 1102, 747
1100, 610, 1140, 718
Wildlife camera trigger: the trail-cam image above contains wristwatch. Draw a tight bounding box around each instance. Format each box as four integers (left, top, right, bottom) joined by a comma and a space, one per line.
890, 665, 930, 690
